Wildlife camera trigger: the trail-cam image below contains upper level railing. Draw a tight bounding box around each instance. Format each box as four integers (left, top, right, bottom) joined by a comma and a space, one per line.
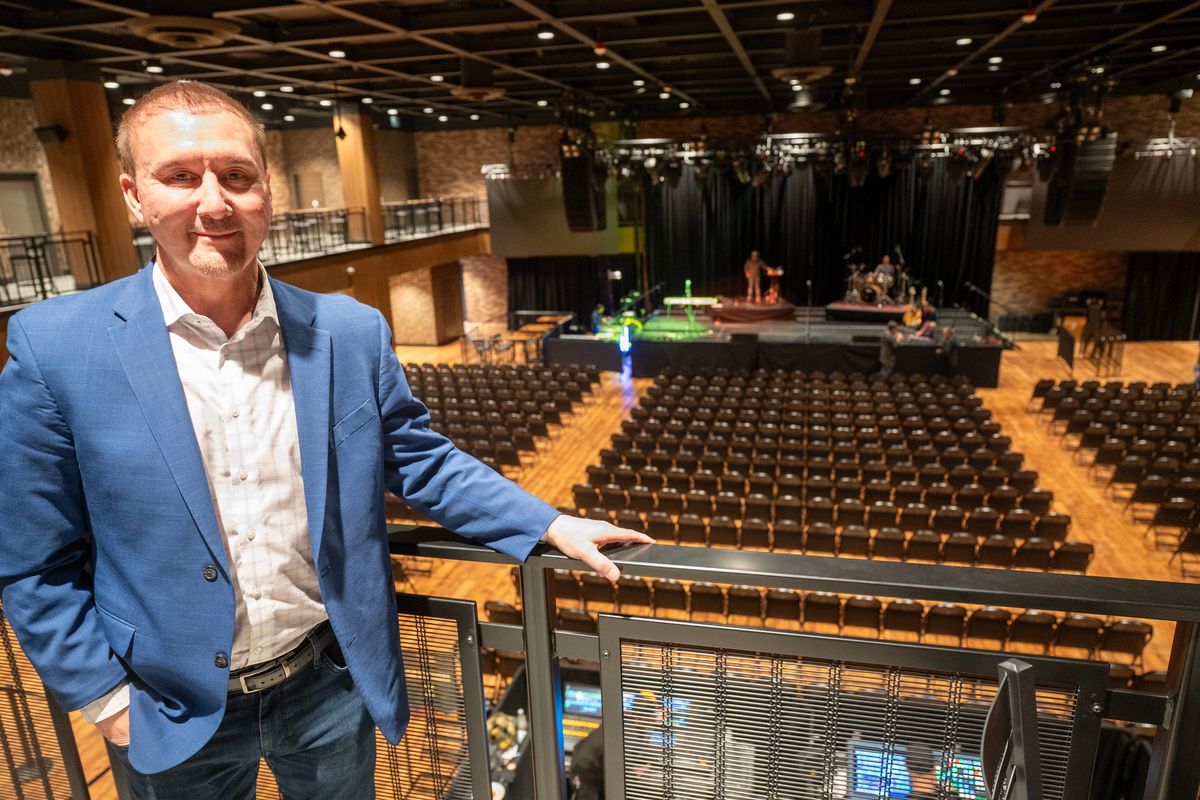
382, 196, 487, 242
0, 231, 102, 308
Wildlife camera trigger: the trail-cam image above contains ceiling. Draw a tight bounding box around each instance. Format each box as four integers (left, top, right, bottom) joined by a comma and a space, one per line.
1, 0, 1199, 131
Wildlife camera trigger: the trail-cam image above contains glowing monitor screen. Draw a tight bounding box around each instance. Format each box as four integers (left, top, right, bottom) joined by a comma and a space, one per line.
851, 746, 912, 798
935, 753, 987, 799
563, 683, 602, 717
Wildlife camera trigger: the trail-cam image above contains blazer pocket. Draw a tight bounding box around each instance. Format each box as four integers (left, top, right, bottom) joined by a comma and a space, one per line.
331, 399, 378, 449
95, 604, 136, 660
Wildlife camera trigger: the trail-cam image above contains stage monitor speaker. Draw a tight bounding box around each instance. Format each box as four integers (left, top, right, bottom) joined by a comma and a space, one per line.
561, 155, 607, 232
1042, 135, 1117, 226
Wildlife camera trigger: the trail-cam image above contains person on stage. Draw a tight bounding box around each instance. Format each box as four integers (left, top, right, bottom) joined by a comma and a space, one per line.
591, 303, 607, 334
874, 254, 896, 288
744, 250, 769, 304
0, 80, 651, 797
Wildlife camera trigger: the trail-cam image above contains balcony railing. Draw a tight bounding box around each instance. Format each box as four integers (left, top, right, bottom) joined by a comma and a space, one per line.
0, 232, 102, 308
7, 526, 1198, 799
383, 197, 487, 242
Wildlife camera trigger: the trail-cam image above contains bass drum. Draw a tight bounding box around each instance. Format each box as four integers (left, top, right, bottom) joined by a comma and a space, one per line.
856, 275, 883, 305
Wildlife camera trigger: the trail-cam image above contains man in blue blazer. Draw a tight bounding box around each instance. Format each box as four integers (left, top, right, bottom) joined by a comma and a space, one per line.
0, 80, 650, 796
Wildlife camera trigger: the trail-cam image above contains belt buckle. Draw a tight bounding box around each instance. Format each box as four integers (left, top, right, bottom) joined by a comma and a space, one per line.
237, 658, 292, 694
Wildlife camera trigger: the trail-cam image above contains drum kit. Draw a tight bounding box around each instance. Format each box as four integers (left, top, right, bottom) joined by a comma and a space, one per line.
845, 260, 910, 305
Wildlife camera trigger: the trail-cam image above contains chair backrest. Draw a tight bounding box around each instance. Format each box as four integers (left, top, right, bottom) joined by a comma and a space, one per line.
485, 600, 523, 625
966, 607, 1011, 643
924, 603, 968, 639
882, 600, 925, 635
727, 585, 764, 619
1051, 541, 1094, 573
906, 530, 942, 562
689, 582, 726, 616
802, 591, 842, 626
842, 596, 882, 633
1008, 610, 1057, 648
765, 588, 802, 623
1054, 614, 1104, 654
650, 579, 688, 613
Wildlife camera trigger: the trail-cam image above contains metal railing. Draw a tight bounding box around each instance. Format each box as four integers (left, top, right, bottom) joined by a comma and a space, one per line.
0, 232, 102, 308
8, 525, 1200, 799
960, 282, 1020, 348
382, 197, 486, 242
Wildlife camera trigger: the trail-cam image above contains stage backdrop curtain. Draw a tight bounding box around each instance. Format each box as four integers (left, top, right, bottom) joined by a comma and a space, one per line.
506, 255, 636, 330
645, 159, 1004, 309
1123, 251, 1200, 340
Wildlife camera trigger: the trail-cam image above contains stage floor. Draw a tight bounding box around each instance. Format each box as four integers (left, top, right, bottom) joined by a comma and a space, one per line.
704, 305, 990, 345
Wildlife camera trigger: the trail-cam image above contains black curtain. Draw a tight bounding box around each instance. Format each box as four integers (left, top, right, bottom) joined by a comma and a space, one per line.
507, 255, 636, 329
1123, 252, 1200, 340
645, 159, 1004, 308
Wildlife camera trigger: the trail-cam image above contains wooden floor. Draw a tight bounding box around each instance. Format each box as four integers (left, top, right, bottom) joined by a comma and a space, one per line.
69, 337, 1196, 798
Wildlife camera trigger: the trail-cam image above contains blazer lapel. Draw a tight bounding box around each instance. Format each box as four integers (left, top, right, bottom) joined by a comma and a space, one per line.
109, 266, 226, 567
273, 281, 332, 563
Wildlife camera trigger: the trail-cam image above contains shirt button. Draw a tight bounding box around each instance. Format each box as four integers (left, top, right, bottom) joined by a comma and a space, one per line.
238, 470, 248, 482
214, 653, 229, 669
231, 408, 240, 418
246, 529, 256, 541
250, 588, 262, 600
255, 646, 263, 654
202, 565, 218, 582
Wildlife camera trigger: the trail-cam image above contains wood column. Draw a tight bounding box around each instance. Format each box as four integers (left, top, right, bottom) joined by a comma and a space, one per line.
333, 104, 385, 245
28, 61, 140, 283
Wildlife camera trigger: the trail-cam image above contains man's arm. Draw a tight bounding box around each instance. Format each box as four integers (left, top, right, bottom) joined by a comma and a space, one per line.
372, 312, 650, 576
0, 317, 131, 712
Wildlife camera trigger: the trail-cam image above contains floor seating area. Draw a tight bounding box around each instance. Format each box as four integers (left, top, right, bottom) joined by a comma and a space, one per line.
402, 362, 599, 472
573, 368, 1090, 572
1032, 378, 1200, 574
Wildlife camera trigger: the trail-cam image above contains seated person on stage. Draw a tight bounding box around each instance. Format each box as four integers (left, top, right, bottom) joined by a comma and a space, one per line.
874, 254, 896, 286
744, 250, 768, 304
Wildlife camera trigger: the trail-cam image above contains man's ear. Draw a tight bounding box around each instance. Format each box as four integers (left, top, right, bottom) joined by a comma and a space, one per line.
120, 173, 145, 224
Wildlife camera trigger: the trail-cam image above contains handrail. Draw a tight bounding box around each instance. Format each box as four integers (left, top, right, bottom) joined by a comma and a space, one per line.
389, 524, 1200, 623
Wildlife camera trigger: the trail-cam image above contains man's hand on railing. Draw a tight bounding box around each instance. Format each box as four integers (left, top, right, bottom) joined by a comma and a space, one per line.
543, 515, 655, 581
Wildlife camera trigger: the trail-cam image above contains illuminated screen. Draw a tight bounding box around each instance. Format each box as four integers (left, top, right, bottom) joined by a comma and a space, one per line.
936, 753, 987, 799
851, 746, 912, 797
621, 690, 691, 747
563, 683, 602, 717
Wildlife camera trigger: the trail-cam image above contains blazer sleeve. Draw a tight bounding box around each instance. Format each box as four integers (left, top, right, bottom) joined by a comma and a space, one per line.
0, 316, 130, 711
373, 311, 560, 561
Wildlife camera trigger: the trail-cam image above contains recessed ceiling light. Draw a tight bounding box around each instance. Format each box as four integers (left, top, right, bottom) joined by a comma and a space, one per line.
423, 106, 434, 113
988, 65, 1000, 71
596, 61, 610, 69
319, 99, 333, 107
636, 87, 646, 94
659, 92, 670, 99
679, 101, 690, 109
792, 83, 804, 92
956, 37, 972, 46
939, 88, 951, 96
470, 113, 480, 120
253, 90, 267, 97
387, 108, 398, 115
103, 80, 120, 89
988, 56, 1003, 64
122, 97, 136, 105
438, 115, 448, 122
536, 99, 548, 107
283, 114, 295, 122
1090, 65, 1105, 74
909, 77, 921, 85
361, 97, 373, 104
1050, 81, 1062, 88
537, 24, 555, 40
789, 78, 799, 85
261, 103, 273, 110
280, 85, 294, 92
776, 11, 795, 21
1151, 45, 1167, 53
328, 48, 346, 58
633, 79, 645, 86
144, 62, 164, 74
430, 74, 444, 82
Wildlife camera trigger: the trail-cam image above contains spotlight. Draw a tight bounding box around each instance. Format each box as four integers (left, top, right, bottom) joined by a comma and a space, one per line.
1021, 2, 1037, 23
280, 85, 294, 92
776, 10, 795, 21
593, 40, 606, 56
319, 99, 333, 107
470, 113, 480, 120
536, 99, 548, 107
103, 80, 120, 89
988, 65, 1000, 72
143, 60, 164, 74
431, 74, 444, 81
387, 108, 399, 115
253, 90, 267, 97
988, 56, 1003, 64
0, 65, 11, 78
956, 37, 972, 46
423, 107, 434, 113
633, 79, 645, 87
283, 114, 295, 122
122, 97, 136, 106
261, 102, 273, 110
679, 101, 690, 109
328, 48, 347, 58
438, 115, 448, 122
1050, 81, 1062, 89
909, 77, 921, 85
659, 92, 670, 99
361, 97, 373, 104
1151, 45, 1166, 53
537, 24, 555, 41
596, 61, 611, 69
939, 88, 951, 96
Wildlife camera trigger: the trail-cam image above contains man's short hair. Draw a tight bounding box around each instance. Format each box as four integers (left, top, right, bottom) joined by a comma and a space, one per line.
116, 80, 266, 177
887, 320, 898, 330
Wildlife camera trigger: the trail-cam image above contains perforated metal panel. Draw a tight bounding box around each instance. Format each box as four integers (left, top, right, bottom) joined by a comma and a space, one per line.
0, 604, 87, 800
600, 616, 1108, 800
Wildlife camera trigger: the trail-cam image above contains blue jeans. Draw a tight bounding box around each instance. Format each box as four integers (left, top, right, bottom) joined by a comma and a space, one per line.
110, 630, 376, 799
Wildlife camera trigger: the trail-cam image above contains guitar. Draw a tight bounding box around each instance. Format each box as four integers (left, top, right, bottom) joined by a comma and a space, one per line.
903, 286, 927, 327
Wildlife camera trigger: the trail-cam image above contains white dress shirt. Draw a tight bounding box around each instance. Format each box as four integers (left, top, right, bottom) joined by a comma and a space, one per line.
82, 263, 327, 723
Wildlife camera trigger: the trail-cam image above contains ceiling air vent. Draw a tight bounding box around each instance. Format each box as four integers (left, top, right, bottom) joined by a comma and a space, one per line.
771, 29, 833, 84
450, 59, 506, 102
126, 16, 240, 49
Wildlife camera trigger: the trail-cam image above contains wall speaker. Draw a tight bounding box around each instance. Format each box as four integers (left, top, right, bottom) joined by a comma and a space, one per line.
561, 154, 607, 232
1043, 134, 1117, 226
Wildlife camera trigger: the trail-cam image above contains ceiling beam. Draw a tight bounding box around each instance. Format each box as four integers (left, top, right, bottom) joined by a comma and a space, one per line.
851, 0, 894, 77
501, 0, 699, 105
699, 0, 771, 103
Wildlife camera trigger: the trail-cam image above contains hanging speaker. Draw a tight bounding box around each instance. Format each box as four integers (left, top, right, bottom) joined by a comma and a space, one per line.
1043, 134, 1117, 226
561, 155, 607, 232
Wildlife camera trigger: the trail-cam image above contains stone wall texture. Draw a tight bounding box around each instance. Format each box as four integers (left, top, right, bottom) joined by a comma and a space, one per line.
0, 97, 62, 234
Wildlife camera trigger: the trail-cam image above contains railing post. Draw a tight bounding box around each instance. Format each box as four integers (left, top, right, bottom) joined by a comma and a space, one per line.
520, 562, 567, 800
1143, 621, 1200, 799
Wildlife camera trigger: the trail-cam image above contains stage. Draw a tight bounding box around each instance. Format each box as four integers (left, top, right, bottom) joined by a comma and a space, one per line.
544, 303, 1006, 385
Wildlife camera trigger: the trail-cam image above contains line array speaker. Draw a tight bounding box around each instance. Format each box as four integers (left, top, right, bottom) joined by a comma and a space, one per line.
561, 154, 608, 232
1042, 134, 1117, 226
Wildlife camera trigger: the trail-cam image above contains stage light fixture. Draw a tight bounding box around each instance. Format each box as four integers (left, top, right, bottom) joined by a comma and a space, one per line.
1050, 81, 1062, 89
633, 79, 645, 86
593, 40, 606, 56
659, 92, 670, 99
988, 56, 1003, 64
1021, 2, 1037, 23
939, 88, 951, 96
988, 65, 1000, 72
679, 101, 690, 109
104, 80, 120, 89
387, 108, 399, 115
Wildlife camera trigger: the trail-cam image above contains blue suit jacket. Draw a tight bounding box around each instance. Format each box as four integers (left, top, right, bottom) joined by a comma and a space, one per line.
0, 265, 560, 774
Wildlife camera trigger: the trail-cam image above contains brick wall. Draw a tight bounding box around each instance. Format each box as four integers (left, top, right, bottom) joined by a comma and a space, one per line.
414, 124, 559, 200
992, 247, 1128, 316
376, 128, 416, 203
280, 125, 344, 210
461, 254, 507, 324
0, 97, 61, 233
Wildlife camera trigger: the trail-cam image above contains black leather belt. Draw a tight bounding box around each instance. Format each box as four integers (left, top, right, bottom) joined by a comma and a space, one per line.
228, 622, 339, 694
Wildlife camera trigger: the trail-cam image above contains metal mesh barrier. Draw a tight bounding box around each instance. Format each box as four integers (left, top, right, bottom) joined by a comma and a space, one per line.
601, 617, 1106, 800
0, 604, 86, 800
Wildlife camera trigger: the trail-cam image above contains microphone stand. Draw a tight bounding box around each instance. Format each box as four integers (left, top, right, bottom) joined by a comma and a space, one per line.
937, 280, 945, 309
805, 279, 813, 345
